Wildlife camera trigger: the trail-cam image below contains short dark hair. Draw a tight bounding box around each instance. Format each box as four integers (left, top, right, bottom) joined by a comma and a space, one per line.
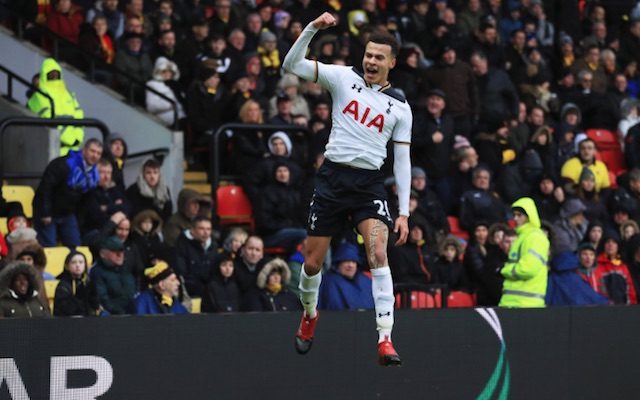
192, 215, 211, 228
367, 32, 399, 57
143, 158, 161, 170
84, 138, 103, 149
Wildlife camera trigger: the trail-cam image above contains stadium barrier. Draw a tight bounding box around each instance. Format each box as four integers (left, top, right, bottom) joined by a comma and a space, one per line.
1, 307, 638, 399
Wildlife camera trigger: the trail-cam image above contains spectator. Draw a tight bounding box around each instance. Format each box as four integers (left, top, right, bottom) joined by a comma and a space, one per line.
231, 99, 270, 177
574, 167, 609, 225
234, 235, 267, 294
497, 149, 544, 204
476, 223, 511, 306
592, 233, 638, 304
163, 188, 212, 248
202, 255, 241, 313
209, 0, 239, 38
244, 258, 301, 312
546, 249, 607, 306
624, 234, 640, 293
91, 236, 136, 315
560, 138, 610, 192
185, 60, 230, 164
114, 31, 153, 101
431, 236, 470, 292
79, 158, 130, 240
78, 15, 115, 79
135, 261, 188, 314
474, 124, 516, 179
199, 34, 235, 83
150, 28, 178, 64
33, 139, 102, 247
410, 167, 449, 244
555, 103, 581, 167
451, 144, 480, 209
174, 216, 217, 297
268, 92, 294, 125
86, 0, 124, 40
126, 158, 173, 221
27, 58, 85, 155
421, 44, 478, 137
256, 162, 307, 251
389, 46, 421, 108
583, 220, 605, 254
13, 244, 51, 312
619, 20, 640, 68
218, 228, 248, 262
457, 0, 484, 37
459, 165, 507, 232
470, 51, 519, 132
504, 29, 527, 87
130, 209, 168, 268
528, 125, 558, 182
571, 44, 607, 95
53, 251, 97, 316
268, 73, 310, 120
411, 89, 455, 208
0, 262, 50, 318
554, 198, 588, 253
463, 221, 489, 291
499, 197, 549, 308
531, 174, 564, 223
104, 133, 128, 191
175, 17, 209, 86
46, 0, 83, 44
318, 241, 374, 311
146, 56, 186, 128
388, 215, 434, 286
469, 22, 506, 69
529, 0, 554, 49
257, 30, 282, 95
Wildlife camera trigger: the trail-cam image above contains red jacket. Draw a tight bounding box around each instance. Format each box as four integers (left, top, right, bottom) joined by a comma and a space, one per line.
579, 254, 638, 304
46, 7, 83, 44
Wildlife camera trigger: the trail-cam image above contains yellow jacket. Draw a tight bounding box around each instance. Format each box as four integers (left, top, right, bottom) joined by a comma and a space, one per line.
499, 197, 549, 308
560, 157, 610, 192
27, 58, 84, 155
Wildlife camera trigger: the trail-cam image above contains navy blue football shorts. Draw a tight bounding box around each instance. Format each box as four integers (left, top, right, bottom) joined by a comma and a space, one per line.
306, 159, 394, 237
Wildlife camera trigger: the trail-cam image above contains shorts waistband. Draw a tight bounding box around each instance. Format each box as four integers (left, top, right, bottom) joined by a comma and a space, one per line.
324, 159, 377, 172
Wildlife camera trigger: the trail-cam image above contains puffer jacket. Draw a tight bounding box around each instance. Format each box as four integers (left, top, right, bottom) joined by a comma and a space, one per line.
0, 262, 50, 318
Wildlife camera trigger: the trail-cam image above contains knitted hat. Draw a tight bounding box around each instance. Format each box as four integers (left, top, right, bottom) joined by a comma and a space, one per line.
144, 261, 175, 284
579, 167, 596, 182
259, 30, 277, 44
411, 166, 426, 178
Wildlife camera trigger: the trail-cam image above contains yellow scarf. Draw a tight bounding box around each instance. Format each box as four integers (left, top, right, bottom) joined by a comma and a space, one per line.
267, 282, 282, 294
258, 46, 281, 69
161, 294, 173, 307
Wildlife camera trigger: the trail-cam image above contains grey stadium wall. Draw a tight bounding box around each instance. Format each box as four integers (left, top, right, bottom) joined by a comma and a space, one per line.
0, 307, 639, 400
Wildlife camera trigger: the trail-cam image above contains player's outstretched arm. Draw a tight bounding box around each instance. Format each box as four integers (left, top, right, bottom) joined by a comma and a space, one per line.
282, 12, 337, 81
393, 143, 411, 246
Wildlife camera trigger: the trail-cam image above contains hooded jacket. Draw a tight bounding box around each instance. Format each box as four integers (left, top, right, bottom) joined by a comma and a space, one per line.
499, 197, 550, 307
130, 209, 169, 267
27, 58, 84, 155
163, 189, 212, 247
0, 262, 50, 318
546, 251, 608, 306
244, 258, 300, 312
54, 268, 97, 317
174, 229, 218, 297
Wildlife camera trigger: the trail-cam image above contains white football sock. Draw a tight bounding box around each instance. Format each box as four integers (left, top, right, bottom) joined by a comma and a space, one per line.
371, 266, 395, 343
298, 265, 321, 318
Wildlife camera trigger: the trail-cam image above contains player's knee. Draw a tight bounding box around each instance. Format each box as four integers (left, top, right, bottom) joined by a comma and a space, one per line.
373, 247, 387, 268
303, 262, 322, 276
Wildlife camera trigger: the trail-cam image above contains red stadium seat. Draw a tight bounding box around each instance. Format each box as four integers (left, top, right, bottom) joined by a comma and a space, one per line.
447, 216, 469, 241
446, 291, 477, 308
216, 185, 255, 230
394, 284, 444, 309
587, 129, 627, 175
586, 129, 618, 149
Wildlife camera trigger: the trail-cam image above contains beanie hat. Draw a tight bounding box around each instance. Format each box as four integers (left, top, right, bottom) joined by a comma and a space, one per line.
579, 167, 596, 182
144, 261, 174, 284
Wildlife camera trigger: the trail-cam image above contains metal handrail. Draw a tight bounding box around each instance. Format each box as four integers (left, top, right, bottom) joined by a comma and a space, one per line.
127, 147, 170, 162
2, 5, 179, 129
210, 123, 312, 198
0, 64, 56, 117
0, 117, 110, 181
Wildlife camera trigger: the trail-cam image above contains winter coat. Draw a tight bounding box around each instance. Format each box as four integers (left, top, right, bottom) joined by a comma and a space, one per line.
53, 270, 97, 316
388, 240, 433, 286
90, 258, 136, 315
459, 189, 507, 232
174, 230, 218, 297
421, 60, 478, 117
318, 268, 374, 311
126, 179, 173, 222
202, 276, 241, 313
256, 180, 304, 237
0, 262, 50, 318
163, 189, 212, 247
553, 217, 588, 254
475, 68, 520, 128
546, 251, 608, 306
46, 7, 83, 44
185, 80, 229, 137
27, 58, 85, 154
80, 183, 131, 234
411, 111, 455, 179
130, 209, 169, 267
243, 258, 301, 312
146, 57, 186, 127
500, 198, 549, 307
134, 289, 188, 315
581, 253, 638, 305
33, 151, 98, 218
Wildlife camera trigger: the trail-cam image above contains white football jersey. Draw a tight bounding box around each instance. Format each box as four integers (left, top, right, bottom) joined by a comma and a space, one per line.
317, 64, 413, 170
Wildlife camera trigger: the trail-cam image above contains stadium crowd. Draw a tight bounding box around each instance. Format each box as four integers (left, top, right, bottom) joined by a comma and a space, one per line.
2, 0, 640, 316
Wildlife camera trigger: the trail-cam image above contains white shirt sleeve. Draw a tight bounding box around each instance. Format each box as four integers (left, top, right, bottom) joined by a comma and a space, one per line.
282, 23, 319, 82
394, 143, 411, 217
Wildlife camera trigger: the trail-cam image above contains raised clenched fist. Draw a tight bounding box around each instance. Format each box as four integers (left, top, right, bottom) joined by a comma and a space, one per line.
312, 12, 337, 30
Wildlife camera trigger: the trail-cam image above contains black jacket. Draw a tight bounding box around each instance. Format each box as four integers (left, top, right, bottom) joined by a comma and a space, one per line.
175, 231, 218, 297
80, 184, 131, 234
256, 181, 304, 237
53, 270, 97, 316
411, 112, 455, 179
33, 155, 87, 218
459, 189, 507, 232
243, 288, 301, 312
475, 68, 520, 129
201, 276, 241, 313
388, 241, 434, 285
125, 183, 173, 222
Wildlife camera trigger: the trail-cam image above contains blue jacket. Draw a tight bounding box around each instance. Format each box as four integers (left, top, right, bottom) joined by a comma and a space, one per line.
546, 251, 608, 306
134, 290, 188, 315
318, 269, 374, 311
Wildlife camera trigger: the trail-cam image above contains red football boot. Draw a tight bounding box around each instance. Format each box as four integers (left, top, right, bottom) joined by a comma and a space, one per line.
295, 311, 319, 354
377, 336, 402, 366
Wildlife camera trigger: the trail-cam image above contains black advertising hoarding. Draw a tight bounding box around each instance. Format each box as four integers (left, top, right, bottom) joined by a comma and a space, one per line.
0, 307, 639, 399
